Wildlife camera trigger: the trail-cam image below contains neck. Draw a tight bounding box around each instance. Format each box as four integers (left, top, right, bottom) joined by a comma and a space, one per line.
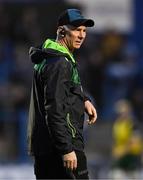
56, 38, 74, 54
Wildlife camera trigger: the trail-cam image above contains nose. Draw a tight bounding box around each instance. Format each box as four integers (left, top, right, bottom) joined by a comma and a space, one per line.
79, 31, 86, 39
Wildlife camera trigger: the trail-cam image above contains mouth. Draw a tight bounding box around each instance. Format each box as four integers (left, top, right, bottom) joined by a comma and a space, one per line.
75, 41, 82, 45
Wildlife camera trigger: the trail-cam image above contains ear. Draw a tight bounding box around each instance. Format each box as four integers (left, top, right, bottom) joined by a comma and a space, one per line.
57, 26, 66, 38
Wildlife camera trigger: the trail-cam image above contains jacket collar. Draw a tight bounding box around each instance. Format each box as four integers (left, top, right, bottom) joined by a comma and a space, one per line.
43, 39, 75, 64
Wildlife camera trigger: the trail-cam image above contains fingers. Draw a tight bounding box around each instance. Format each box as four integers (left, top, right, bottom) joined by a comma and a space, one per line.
63, 161, 67, 168
87, 109, 97, 125
87, 118, 95, 125
73, 157, 77, 170
63, 159, 77, 170
85, 100, 97, 125
87, 108, 92, 116
63, 151, 77, 171
91, 106, 97, 118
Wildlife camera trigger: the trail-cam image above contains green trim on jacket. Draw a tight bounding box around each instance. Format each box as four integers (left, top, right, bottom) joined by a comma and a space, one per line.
34, 39, 80, 84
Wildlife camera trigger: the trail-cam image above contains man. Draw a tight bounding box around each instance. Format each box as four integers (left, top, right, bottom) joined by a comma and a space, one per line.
27, 8, 97, 179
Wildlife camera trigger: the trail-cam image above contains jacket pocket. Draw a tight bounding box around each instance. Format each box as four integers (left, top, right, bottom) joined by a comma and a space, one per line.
70, 85, 84, 100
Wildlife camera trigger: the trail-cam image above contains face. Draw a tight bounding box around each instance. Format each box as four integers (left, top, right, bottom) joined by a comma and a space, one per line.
64, 25, 87, 51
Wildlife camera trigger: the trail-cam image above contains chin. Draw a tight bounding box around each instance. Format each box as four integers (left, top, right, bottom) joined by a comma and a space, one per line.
74, 45, 81, 49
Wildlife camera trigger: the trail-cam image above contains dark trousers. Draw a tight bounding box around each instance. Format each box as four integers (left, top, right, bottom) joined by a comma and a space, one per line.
34, 151, 89, 179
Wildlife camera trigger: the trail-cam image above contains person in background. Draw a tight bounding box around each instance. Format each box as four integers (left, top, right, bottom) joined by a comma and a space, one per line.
27, 9, 97, 179
110, 99, 143, 180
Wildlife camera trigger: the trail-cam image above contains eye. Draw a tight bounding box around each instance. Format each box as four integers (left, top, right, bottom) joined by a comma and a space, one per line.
76, 28, 81, 32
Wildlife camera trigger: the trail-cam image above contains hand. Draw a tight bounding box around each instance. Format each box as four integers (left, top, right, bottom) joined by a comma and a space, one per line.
63, 151, 77, 170
85, 100, 97, 125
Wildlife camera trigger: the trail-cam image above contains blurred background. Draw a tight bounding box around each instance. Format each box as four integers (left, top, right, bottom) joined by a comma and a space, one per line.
0, 0, 143, 179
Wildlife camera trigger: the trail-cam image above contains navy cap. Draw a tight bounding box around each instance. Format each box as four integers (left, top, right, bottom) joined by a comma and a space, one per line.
58, 9, 94, 27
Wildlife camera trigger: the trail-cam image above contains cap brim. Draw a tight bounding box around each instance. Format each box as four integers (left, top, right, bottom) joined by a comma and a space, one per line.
70, 19, 94, 27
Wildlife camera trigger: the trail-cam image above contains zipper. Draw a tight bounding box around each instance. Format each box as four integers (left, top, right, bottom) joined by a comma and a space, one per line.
66, 113, 76, 138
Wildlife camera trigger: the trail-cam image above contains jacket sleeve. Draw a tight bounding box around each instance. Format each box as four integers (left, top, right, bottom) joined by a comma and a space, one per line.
84, 94, 91, 102
42, 57, 73, 155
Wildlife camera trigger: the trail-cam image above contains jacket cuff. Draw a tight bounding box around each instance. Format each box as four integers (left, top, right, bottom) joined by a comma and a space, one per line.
84, 95, 91, 102
60, 148, 73, 155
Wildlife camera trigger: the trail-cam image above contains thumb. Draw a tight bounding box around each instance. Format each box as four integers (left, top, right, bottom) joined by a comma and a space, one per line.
88, 108, 93, 116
